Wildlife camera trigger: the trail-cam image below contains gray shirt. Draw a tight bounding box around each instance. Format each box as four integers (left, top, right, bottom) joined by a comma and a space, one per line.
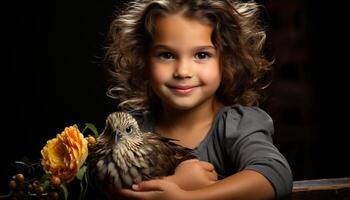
132, 104, 293, 199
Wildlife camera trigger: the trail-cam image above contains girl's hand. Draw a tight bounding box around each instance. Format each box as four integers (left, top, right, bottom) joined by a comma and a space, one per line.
164, 159, 218, 190
111, 159, 217, 199
119, 179, 192, 200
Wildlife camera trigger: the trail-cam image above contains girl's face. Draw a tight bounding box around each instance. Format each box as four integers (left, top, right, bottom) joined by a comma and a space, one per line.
149, 13, 221, 110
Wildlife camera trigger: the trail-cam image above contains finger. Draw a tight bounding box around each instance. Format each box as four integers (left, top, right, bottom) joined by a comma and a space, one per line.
119, 188, 159, 200
133, 179, 166, 191
199, 161, 215, 171
119, 188, 133, 193
209, 180, 218, 185
213, 170, 219, 180
177, 159, 199, 167
205, 170, 218, 181
182, 158, 199, 163
118, 189, 137, 200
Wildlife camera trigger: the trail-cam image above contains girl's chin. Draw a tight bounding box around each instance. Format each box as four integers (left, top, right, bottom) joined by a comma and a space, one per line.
162, 100, 197, 111
163, 98, 210, 111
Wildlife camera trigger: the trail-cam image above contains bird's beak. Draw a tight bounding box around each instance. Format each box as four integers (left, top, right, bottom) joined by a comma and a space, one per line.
115, 130, 121, 143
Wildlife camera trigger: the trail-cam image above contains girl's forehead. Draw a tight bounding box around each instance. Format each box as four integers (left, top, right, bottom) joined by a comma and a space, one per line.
153, 15, 214, 50
154, 11, 213, 29
152, 13, 214, 46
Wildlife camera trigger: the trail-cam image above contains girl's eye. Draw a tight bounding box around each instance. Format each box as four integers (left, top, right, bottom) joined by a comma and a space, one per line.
126, 126, 132, 133
195, 52, 211, 60
158, 52, 175, 60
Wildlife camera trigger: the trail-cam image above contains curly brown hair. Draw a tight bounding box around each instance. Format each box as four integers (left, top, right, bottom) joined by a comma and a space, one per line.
105, 0, 272, 111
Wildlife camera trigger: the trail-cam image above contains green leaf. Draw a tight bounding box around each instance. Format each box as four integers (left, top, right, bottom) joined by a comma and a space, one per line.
42, 179, 51, 189
82, 123, 99, 137
79, 180, 84, 200
82, 167, 89, 198
14, 161, 28, 165
41, 173, 51, 181
60, 183, 69, 200
12, 161, 29, 171
77, 166, 89, 200
76, 166, 87, 181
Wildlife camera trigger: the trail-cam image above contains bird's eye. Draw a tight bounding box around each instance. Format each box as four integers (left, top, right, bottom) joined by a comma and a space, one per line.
126, 126, 132, 133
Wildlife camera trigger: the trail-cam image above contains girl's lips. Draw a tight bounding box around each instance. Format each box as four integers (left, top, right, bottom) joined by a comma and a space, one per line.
168, 85, 197, 95
174, 88, 194, 94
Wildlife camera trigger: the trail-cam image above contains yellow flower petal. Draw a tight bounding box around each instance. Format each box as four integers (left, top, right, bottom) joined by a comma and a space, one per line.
41, 126, 88, 182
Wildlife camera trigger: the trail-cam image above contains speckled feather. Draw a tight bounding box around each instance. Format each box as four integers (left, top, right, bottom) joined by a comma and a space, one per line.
89, 112, 197, 189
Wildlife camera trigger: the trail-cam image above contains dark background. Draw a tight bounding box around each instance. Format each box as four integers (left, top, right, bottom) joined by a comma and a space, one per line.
2, 0, 349, 194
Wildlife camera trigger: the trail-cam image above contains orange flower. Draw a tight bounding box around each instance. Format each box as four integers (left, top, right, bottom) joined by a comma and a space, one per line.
41, 126, 88, 182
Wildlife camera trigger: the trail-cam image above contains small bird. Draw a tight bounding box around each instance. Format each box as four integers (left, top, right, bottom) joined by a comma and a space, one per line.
89, 111, 197, 190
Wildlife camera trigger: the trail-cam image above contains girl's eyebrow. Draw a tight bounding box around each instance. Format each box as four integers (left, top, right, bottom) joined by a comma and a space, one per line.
152, 44, 216, 52
151, 44, 174, 51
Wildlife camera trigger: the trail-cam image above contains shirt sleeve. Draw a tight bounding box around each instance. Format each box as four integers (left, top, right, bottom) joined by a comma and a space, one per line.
224, 105, 293, 199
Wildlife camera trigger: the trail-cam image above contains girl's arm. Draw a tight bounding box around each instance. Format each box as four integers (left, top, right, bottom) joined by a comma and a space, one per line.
188, 169, 275, 200
113, 159, 217, 199
120, 169, 275, 200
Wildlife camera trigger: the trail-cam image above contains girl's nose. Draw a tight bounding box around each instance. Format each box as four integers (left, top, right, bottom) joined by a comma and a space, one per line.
173, 58, 193, 79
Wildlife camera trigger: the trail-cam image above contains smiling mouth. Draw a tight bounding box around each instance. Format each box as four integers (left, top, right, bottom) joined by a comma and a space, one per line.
168, 85, 198, 95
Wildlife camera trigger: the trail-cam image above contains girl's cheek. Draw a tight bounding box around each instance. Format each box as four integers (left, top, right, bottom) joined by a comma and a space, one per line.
150, 65, 171, 83
198, 65, 221, 84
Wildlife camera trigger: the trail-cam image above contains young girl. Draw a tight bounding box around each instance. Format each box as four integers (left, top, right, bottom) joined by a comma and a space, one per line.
105, 0, 293, 199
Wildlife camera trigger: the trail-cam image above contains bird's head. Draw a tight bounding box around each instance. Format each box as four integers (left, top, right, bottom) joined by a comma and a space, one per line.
100, 112, 142, 146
